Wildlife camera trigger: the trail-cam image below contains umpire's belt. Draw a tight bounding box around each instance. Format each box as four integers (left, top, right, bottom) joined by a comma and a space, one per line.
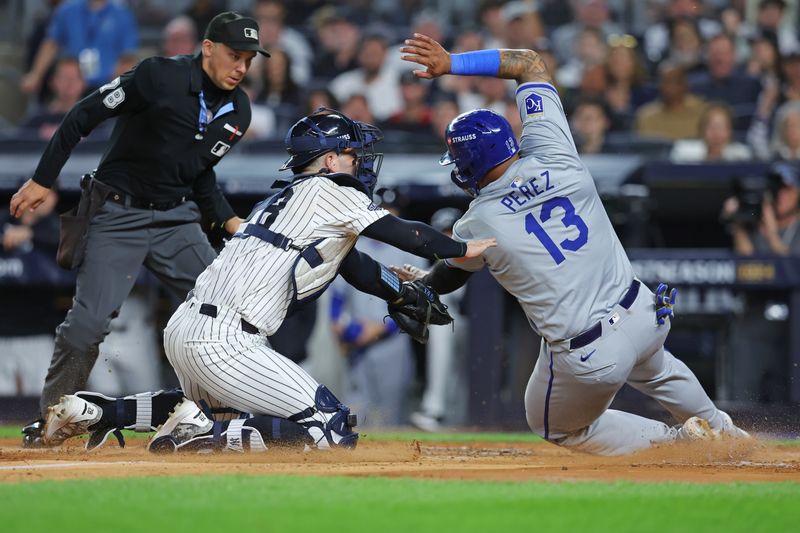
102, 183, 186, 211
567, 279, 641, 350
198, 303, 260, 335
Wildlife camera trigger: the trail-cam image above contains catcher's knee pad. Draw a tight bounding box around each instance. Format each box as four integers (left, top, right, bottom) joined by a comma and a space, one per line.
291, 385, 359, 449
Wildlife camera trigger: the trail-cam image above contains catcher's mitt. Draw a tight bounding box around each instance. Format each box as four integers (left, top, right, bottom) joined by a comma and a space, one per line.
387, 280, 453, 344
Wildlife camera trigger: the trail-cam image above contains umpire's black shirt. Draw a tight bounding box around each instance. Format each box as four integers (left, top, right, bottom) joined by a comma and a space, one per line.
32, 53, 251, 227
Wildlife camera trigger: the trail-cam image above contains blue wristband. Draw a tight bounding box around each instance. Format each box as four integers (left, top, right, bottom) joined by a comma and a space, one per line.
450, 49, 501, 76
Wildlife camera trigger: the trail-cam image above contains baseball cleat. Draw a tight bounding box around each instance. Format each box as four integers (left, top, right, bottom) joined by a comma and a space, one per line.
43, 395, 103, 446
410, 411, 444, 433
21, 419, 46, 448
147, 399, 213, 453
676, 416, 716, 442
716, 411, 751, 439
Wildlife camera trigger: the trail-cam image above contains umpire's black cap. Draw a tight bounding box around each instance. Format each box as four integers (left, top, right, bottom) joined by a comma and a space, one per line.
204, 12, 270, 57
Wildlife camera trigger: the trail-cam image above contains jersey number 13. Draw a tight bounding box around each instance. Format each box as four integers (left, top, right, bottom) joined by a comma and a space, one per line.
525, 196, 588, 265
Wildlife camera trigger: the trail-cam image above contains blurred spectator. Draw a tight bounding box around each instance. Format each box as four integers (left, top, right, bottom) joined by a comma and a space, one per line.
24, 0, 64, 104
722, 162, 800, 256
430, 95, 460, 141
746, 33, 782, 81
781, 53, 800, 103
665, 17, 706, 76
21, 0, 139, 96
410, 207, 469, 432
238, 76, 276, 140
742, 0, 800, 56
459, 77, 511, 115
252, 0, 312, 86
603, 35, 654, 130
341, 94, 376, 125
642, 0, 721, 65
477, 0, 508, 49
184, 0, 225, 38
571, 98, 612, 154
720, 5, 750, 62
384, 71, 433, 133
302, 86, 339, 116
690, 33, 762, 128
501, 1, 545, 49
161, 15, 198, 57
330, 31, 402, 121
257, 47, 300, 132
556, 26, 608, 89
671, 102, 752, 162
635, 63, 707, 140
19, 57, 87, 141
750, 100, 800, 161
551, 0, 622, 64
385, 10, 446, 78
280, 0, 326, 27
309, 6, 360, 81
0, 188, 60, 396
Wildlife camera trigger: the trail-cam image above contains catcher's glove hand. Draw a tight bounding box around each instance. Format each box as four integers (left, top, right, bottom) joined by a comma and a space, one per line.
388, 280, 453, 344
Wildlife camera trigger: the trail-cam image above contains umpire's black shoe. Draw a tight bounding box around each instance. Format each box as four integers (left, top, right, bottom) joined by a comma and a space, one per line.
21, 418, 45, 448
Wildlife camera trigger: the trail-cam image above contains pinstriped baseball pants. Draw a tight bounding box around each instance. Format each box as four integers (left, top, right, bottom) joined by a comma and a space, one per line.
164, 298, 334, 426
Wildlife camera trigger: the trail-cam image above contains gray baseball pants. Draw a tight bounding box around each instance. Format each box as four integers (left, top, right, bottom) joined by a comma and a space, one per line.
39, 200, 215, 416
525, 281, 727, 455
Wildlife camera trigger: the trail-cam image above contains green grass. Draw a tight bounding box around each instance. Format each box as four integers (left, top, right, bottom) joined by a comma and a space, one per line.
2, 476, 799, 533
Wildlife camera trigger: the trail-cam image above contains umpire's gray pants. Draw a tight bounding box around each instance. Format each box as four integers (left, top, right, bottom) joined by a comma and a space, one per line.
40, 200, 216, 416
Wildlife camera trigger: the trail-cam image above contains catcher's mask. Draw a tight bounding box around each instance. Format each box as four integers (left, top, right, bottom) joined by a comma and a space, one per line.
280, 107, 384, 194
439, 109, 519, 197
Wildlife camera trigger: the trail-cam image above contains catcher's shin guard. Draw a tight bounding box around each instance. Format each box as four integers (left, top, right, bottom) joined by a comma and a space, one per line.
289, 385, 359, 449
76, 389, 184, 450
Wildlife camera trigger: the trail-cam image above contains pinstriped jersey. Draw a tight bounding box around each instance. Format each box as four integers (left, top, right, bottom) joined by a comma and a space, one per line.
192, 177, 389, 335
445, 82, 635, 343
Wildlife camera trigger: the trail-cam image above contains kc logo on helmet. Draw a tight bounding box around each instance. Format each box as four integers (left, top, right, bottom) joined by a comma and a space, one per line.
244, 28, 258, 40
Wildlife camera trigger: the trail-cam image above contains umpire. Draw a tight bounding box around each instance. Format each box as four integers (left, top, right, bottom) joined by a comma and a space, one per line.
9, 12, 269, 445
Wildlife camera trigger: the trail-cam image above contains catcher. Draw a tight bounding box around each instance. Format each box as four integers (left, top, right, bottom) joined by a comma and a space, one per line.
35, 108, 492, 453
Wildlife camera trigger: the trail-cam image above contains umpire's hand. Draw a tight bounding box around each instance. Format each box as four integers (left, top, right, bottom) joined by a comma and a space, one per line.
10, 179, 51, 218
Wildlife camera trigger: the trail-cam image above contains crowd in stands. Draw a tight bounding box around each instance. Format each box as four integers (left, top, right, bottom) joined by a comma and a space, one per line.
7, 0, 800, 163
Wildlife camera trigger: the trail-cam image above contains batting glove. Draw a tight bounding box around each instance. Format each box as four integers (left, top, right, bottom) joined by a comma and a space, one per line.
655, 282, 677, 325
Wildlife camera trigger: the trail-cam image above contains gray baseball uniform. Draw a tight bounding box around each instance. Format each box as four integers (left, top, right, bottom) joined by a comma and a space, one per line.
446, 82, 728, 455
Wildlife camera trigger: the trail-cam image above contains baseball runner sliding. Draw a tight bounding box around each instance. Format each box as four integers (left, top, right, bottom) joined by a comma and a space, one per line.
398, 34, 750, 455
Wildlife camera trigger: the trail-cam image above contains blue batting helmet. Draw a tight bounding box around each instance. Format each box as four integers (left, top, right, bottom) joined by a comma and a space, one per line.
281, 107, 384, 193
439, 109, 519, 196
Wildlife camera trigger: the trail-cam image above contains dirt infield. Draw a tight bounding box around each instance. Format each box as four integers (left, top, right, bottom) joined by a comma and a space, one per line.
1, 437, 799, 484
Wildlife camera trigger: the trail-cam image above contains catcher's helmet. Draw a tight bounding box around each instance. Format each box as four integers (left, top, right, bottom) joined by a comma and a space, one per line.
280, 108, 384, 192
439, 109, 519, 197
